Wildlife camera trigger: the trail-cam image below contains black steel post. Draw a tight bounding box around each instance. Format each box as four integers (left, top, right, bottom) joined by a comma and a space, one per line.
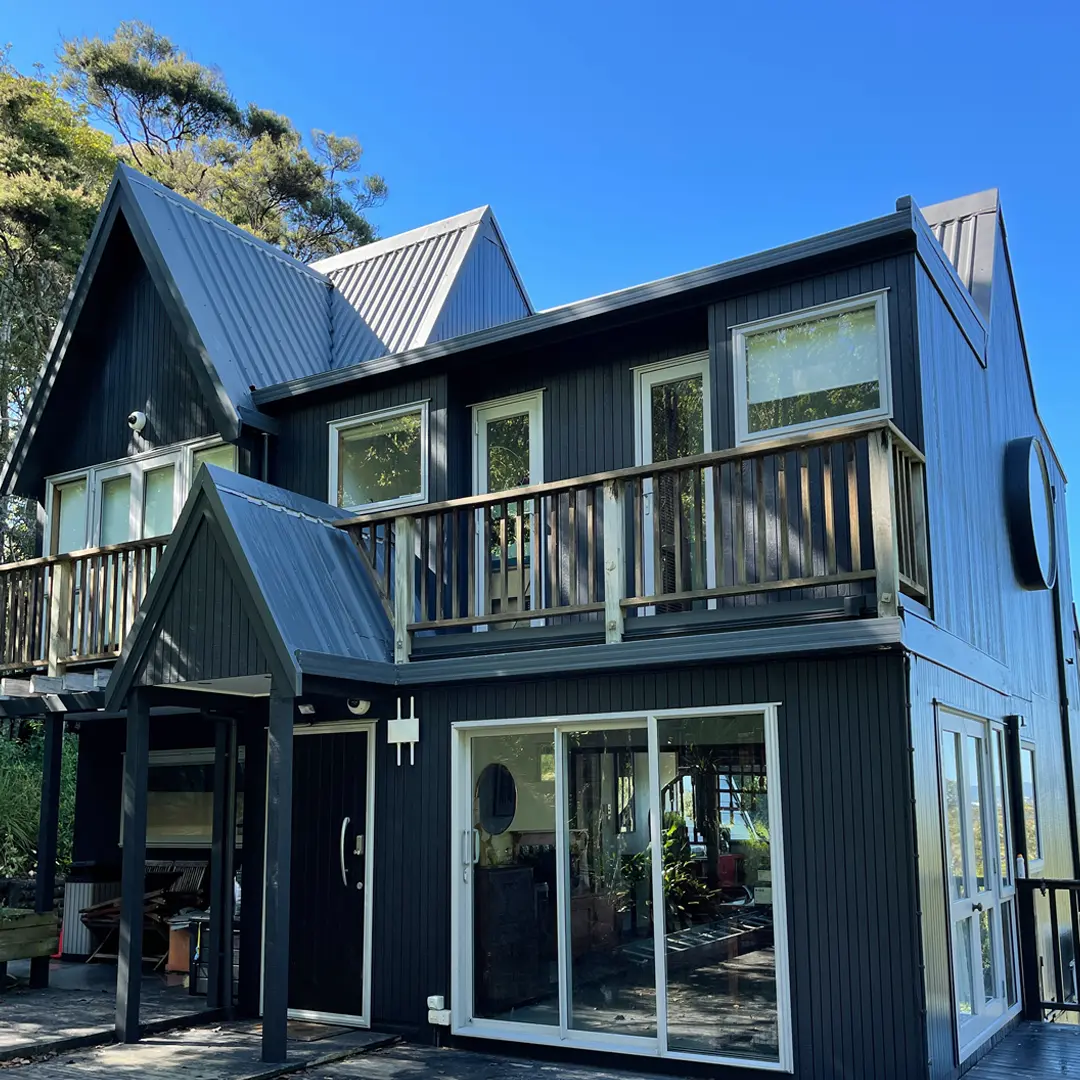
238, 714, 267, 1018
116, 691, 149, 1042
261, 688, 293, 1063
29, 715, 63, 989
207, 717, 237, 1011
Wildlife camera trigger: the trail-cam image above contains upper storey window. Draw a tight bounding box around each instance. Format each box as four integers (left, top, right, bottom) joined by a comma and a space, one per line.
329, 402, 429, 514
46, 438, 238, 554
733, 290, 891, 444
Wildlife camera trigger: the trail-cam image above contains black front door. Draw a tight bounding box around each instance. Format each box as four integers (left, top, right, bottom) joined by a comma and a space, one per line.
289, 728, 369, 1018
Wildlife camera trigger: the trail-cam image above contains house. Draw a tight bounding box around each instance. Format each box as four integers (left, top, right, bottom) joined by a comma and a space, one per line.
0, 164, 1076, 1079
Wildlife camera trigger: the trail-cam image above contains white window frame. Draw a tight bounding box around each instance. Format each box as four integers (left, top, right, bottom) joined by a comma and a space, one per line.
1019, 741, 1043, 871
328, 401, 430, 515
450, 703, 793, 1073
732, 289, 893, 447
44, 436, 236, 553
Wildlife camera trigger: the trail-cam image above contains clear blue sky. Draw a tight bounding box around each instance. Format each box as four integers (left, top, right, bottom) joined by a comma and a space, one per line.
8, 3, 1080, 587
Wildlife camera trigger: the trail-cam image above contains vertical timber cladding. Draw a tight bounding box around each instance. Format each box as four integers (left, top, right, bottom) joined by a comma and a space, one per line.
372, 653, 925, 1080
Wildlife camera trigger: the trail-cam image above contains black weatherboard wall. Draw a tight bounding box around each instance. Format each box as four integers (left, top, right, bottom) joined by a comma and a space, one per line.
371, 653, 924, 1080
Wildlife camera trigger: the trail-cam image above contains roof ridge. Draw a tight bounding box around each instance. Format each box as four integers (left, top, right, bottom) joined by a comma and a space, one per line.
120, 165, 328, 284
311, 206, 490, 274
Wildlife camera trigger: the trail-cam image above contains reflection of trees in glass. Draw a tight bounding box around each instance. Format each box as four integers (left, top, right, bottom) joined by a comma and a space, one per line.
487, 414, 531, 492
745, 309, 880, 434
1021, 749, 1039, 859
338, 412, 421, 507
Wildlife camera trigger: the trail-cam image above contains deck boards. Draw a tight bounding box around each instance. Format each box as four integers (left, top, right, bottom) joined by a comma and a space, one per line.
966, 1022, 1080, 1079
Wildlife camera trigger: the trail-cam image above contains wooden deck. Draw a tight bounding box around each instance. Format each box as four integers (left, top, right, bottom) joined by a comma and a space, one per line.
967, 1021, 1080, 1079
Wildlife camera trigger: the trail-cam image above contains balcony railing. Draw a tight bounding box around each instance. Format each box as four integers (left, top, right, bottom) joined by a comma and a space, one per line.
0, 537, 167, 674
341, 419, 930, 661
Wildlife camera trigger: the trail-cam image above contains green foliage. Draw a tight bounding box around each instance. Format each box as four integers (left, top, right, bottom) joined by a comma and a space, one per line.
0, 723, 78, 879
59, 22, 387, 260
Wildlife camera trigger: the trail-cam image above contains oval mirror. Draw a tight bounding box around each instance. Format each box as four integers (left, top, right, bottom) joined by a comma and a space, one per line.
476, 763, 517, 835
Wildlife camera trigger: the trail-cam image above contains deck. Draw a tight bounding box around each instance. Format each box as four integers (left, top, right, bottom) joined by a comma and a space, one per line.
967, 1021, 1080, 1079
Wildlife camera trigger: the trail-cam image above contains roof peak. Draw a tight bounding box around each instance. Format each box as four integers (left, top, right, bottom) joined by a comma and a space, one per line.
919, 188, 1000, 228
310, 206, 491, 273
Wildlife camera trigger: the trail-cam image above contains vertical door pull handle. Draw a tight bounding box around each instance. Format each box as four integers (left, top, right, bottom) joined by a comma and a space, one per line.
340, 815, 351, 887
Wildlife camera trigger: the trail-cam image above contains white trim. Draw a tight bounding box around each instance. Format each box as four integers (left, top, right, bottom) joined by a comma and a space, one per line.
44, 435, 235, 553
732, 289, 893, 447
451, 703, 792, 1072
328, 401, 430, 515
262, 720, 376, 1029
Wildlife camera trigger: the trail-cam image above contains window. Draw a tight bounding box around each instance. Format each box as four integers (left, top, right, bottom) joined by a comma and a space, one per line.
1020, 744, 1041, 866
45, 438, 237, 554
120, 748, 245, 848
733, 290, 891, 444
329, 402, 429, 513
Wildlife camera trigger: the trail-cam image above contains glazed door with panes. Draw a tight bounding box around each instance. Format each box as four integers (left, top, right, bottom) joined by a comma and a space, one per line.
635, 357, 715, 605
939, 711, 1020, 1055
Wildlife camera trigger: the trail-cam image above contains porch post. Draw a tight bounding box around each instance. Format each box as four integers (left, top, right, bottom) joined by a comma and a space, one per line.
238, 714, 267, 1018
116, 690, 150, 1042
208, 717, 238, 1012
868, 426, 901, 618
262, 687, 294, 1063
29, 715, 63, 989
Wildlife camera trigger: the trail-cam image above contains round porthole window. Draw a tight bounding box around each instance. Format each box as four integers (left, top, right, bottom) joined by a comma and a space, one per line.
475, 763, 517, 835
1004, 436, 1057, 591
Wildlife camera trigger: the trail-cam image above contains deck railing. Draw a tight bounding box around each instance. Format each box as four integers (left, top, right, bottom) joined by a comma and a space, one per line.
1019, 878, 1080, 1017
341, 420, 930, 661
0, 537, 166, 673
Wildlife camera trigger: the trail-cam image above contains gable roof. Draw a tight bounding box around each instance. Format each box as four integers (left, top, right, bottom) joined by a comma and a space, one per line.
1, 166, 530, 496
312, 206, 532, 359
105, 466, 394, 707
918, 189, 999, 321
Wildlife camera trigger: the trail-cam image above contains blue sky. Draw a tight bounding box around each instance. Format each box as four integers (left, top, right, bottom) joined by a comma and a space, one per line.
8, 3, 1080, 581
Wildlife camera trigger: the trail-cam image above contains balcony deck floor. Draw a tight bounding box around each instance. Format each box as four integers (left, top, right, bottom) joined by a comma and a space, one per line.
966, 1020, 1080, 1079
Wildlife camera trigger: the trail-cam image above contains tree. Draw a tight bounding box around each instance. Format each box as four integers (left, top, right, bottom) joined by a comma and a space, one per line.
0, 52, 117, 557
59, 22, 387, 260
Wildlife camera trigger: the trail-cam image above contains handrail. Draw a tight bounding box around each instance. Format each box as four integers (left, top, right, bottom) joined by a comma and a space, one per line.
1017, 876, 1080, 1016
0, 534, 168, 572
336, 419, 922, 527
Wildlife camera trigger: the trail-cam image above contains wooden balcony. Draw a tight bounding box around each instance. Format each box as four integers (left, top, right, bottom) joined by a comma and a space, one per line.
341, 419, 930, 661
0, 538, 167, 675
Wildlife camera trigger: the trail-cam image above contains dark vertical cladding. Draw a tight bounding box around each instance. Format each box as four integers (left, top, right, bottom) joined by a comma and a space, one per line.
371, 653, 925, 1080
133, 519, 270, 686
272, 374, 449, 502
25, 219, 217, 493
711, 253, 921, 452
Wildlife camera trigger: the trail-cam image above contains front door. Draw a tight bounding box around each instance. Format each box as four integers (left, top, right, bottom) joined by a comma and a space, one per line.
938, 711, 1020, 1057
634, 355, 715, 602
288, 725, 373, 1025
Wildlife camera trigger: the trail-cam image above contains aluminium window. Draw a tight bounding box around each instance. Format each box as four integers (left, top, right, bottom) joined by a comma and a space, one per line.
1020, 743, 1042, 868
733, 290, 892, 444
45, 438, 238, 554
329, 401, 429, 513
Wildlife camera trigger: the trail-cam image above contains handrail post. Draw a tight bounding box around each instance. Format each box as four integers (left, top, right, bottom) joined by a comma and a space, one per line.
868, 427, 900, 618
393, 515, 416, 663
47, 558, 73, 676
603, 479, 625, 644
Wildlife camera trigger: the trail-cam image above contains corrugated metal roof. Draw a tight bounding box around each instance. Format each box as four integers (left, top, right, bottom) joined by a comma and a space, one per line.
918, 189, 999, 319
313, 206, 531, 360
209, 468, 393, 667
121, 167, 340, 412
106, 466, 393, 705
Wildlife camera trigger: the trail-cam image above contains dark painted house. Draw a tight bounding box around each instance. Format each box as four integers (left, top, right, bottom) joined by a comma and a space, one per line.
1, 167, 1077, 1079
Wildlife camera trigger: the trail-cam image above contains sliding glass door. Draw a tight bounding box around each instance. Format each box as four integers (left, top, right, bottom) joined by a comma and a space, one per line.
455, 708, 789, 1069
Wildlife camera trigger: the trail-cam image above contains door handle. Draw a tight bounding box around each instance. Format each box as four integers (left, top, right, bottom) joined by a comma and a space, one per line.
340, 815, 350, 888
971, 902, 984, 913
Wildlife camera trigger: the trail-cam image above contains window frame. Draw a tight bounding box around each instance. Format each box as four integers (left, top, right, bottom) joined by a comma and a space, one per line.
732, 289, 893, 447
328, 400, 430, 515
1019, 741, 1043, 871
44, 436, 237, 554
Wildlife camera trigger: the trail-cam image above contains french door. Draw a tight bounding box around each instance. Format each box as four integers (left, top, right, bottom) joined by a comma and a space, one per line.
452, 708, 792, 1070
633, 355, 715, 602
938, 711, 1020, 1057
472, 393, 543, 624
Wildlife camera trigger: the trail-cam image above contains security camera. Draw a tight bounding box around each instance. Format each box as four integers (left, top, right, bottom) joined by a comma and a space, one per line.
346, 698, 371, 716
127, 410, 147, 433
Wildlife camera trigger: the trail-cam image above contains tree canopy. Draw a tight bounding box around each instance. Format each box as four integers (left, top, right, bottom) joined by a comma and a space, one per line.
0, 24, 386, 557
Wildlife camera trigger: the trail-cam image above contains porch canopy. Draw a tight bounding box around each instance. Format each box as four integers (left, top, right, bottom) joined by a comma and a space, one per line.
103, 466, 393, 1061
